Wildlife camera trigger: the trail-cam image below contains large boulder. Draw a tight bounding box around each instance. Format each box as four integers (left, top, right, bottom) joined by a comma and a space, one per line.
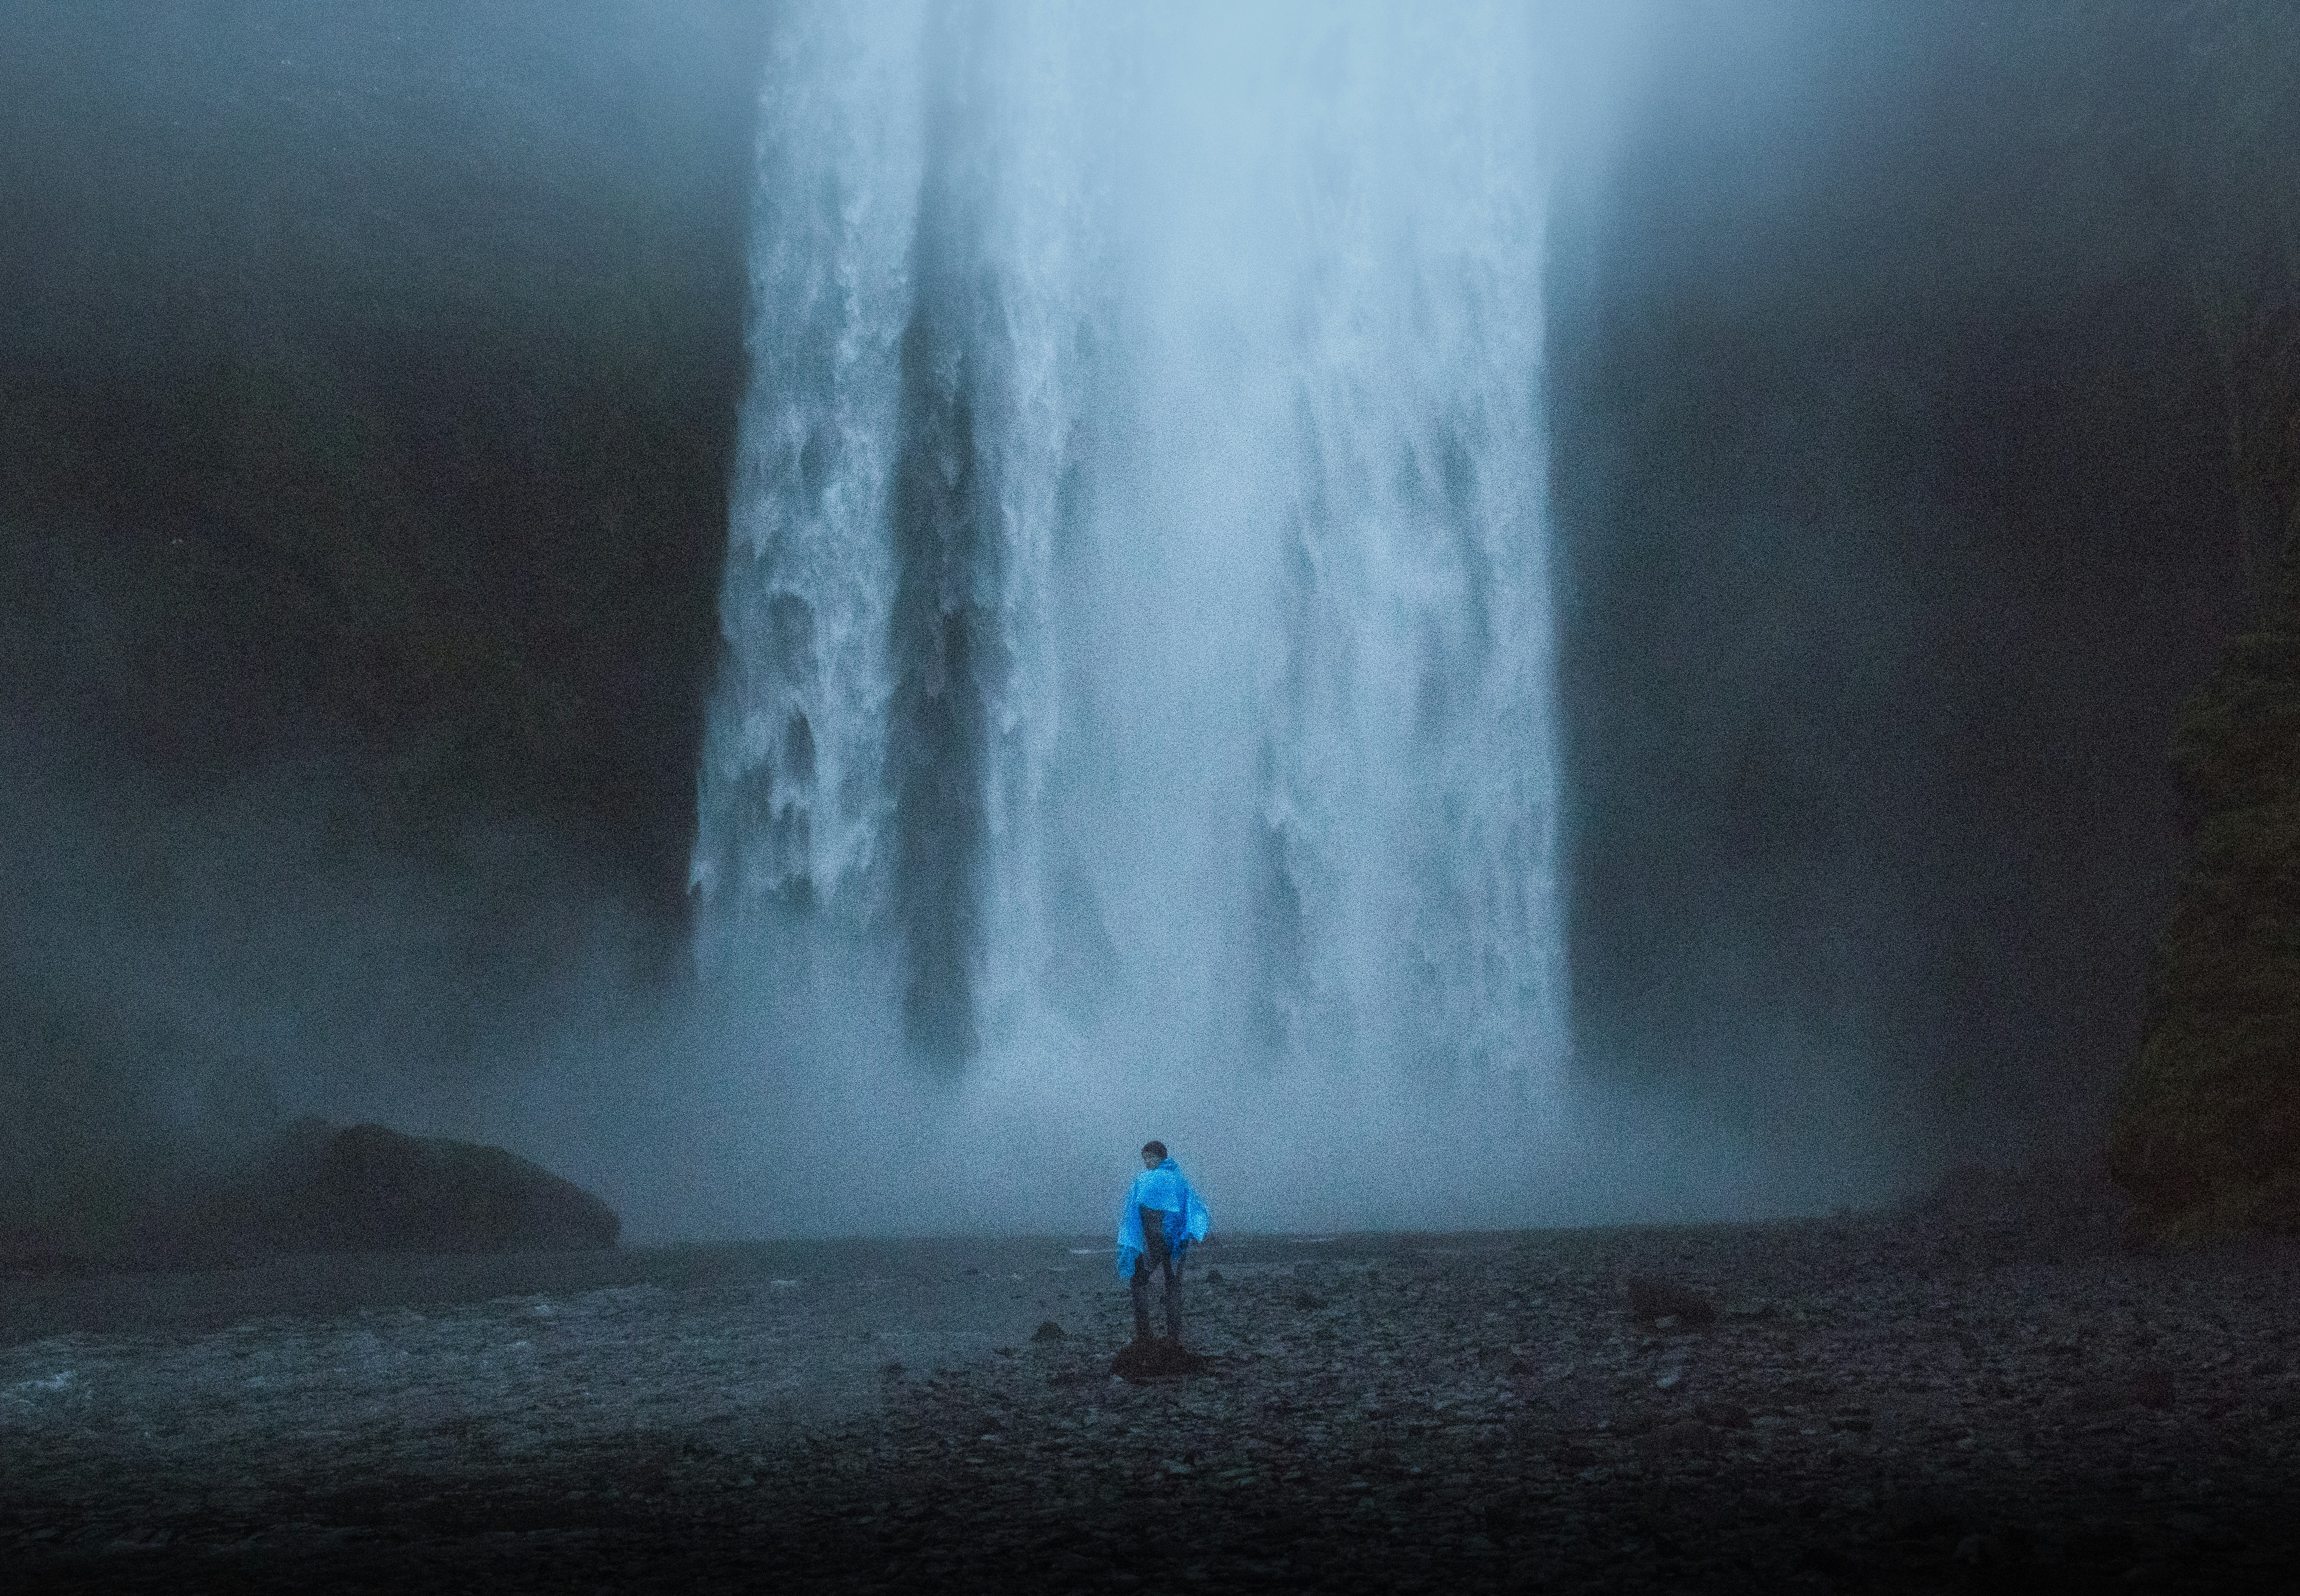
2109, 623, 2300, 1241
136, 1120, 619, 1263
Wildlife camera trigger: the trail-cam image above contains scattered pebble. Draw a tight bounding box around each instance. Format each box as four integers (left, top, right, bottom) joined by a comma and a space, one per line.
2, 1216, 2295, 1590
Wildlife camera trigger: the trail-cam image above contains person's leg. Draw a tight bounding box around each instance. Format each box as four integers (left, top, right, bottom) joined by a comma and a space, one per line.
1133, 1207, 1173, 1342
1161, 1251, 1182, 1342
1129, 1255, 1154, 1342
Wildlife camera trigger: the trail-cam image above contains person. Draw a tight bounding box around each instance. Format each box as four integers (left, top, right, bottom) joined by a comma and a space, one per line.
1116, 1140, 1211, 1344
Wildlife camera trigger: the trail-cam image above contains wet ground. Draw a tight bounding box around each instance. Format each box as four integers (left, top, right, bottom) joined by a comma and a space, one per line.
4, 1214, 2297, 1593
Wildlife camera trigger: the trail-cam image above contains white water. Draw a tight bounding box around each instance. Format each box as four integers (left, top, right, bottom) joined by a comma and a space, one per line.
690, 2, 1569, 1234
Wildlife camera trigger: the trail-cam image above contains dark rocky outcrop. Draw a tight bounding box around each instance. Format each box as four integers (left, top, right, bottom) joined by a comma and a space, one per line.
0, 3, 764, 910
133, 1120, 619, 1264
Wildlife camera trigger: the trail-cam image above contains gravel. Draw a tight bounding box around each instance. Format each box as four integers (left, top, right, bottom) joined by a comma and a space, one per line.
4, 1214, 2296, 1592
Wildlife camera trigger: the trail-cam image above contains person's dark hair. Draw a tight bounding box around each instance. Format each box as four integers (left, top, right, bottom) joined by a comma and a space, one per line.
1141, 1140, 1168, 1160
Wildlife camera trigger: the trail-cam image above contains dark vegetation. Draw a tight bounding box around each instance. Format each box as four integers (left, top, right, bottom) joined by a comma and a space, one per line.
2086, 1, 2300, 1239
2110, 621, 2300, 1243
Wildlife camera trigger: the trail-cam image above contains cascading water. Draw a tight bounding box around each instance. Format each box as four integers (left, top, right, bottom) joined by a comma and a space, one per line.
692, 1, 1568, 1233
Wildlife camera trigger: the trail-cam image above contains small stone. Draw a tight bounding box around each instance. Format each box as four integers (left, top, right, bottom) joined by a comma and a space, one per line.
1032, 1320, 1066, 1342
1625, 1273, 1717, 1329
1638, 1418, 1719, 1460
1801, 1546, 1857, 1579
2128, 1369, 2175, 1410
1110, 1339, 1208, 1380
2064, 1526, 2139, 1561
1481, 1490, 1537, 1534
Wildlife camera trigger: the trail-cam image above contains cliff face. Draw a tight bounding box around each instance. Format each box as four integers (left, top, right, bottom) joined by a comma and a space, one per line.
0, 1, 766, 1256
0, 0, 765, 906
2111, 617, 2300, 1239
1545, 2, 2252, 1159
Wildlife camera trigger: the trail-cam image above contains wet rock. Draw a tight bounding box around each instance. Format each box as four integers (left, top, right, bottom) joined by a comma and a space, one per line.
1625, 1273, 1716, 1328
1110, 1339, 1208, 1380
1292, 1290, 1326, 1310
1955, 1525, 2036, 1568
1800, 1546, 1857, 1579
2064, 1525, 2140, 1562
1881, 1496, 1962, 1543
1637, 1418, 1720, 1461
133, 1119, 619, 1261
1480, 1490, 1538, 1534
2129, 1368, 2177, 1410
1032, 1320, 1066, 1342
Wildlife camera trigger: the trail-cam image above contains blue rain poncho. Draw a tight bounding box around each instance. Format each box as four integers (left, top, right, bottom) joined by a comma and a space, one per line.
1116, 1158, 1211, 1281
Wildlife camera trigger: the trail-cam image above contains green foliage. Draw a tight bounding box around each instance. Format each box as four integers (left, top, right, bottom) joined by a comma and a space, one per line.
2111, 623, 2300, 1238
2169, 629, 2300, 814
2081, 2, 2300, 1240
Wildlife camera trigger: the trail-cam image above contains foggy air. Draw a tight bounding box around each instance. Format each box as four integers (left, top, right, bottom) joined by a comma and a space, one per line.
3, 2, 2295, 1590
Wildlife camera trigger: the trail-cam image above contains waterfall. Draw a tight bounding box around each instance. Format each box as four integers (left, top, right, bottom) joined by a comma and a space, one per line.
692, 1, 1567, 1230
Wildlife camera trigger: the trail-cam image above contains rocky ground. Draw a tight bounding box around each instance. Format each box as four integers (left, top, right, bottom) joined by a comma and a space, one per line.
3, 1210, 2297, 1593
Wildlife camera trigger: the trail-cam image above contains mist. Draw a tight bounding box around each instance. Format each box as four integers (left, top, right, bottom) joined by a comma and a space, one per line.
0, 0, 2253, 1250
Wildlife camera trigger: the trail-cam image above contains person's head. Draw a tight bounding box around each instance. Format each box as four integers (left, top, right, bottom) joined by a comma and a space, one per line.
1140, 1140, 1167, 1168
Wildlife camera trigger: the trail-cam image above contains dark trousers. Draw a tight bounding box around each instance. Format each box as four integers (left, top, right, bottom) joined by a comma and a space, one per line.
1130, 1206, 1182, 1342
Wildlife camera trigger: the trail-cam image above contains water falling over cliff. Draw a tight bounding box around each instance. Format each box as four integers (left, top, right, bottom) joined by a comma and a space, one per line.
691, 2, 1567, 1229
